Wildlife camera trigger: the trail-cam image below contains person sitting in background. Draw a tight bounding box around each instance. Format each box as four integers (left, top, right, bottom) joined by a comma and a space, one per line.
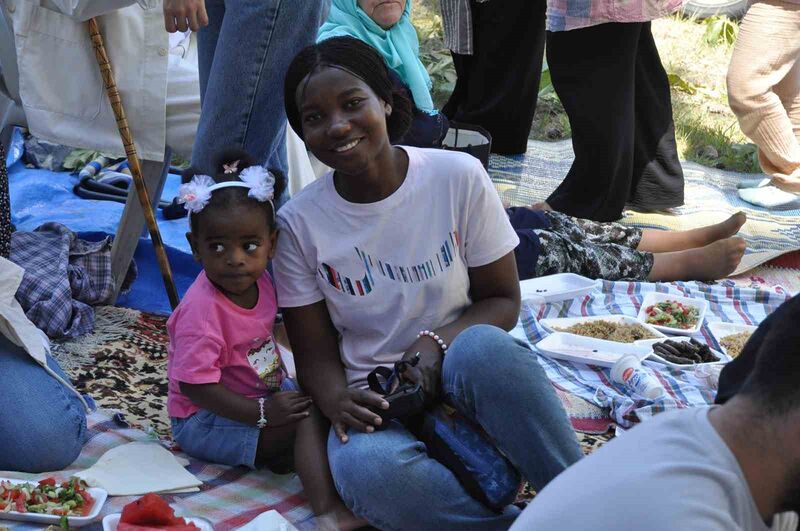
510, 294, 800, 531
317, 0, 449, 148
727, 0, 800, 208
0, 256, 91, 473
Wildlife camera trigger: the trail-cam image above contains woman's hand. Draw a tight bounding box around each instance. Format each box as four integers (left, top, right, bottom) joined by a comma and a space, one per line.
399, 336, 444, 402
263, 391, 313, 427
329, 388, 388, 443
163, 0, 208, 32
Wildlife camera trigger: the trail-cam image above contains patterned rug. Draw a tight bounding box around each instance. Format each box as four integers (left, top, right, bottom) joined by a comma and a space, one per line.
489, 140, 800, 277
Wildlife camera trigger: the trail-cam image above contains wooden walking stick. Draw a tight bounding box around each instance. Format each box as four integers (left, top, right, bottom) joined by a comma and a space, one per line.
87, 18, 180, 309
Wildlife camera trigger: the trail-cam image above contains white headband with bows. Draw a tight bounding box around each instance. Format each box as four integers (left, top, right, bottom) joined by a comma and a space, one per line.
177, 165, 276, 217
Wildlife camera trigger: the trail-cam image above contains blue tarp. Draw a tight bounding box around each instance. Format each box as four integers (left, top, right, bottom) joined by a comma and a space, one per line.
8, 130, 200, 315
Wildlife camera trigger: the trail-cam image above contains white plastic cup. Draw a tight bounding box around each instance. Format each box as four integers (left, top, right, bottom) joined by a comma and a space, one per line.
611, 355, 665, 400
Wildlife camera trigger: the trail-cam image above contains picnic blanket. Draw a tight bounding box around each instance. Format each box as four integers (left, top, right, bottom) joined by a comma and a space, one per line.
490, 139, 800, 275
512, 280, 791, 428
1, 410, 315, 531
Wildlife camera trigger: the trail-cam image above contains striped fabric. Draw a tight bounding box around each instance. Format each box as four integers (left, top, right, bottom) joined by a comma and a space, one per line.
439, 0, 491, 55
511, 280, 790, 428
545, 0, 683, 31
3, 412, 314, 531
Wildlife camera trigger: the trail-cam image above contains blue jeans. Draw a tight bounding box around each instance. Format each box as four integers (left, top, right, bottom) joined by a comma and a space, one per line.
327, 325, 583, 530
0, 335, 88, 472
192, 0, 330, 177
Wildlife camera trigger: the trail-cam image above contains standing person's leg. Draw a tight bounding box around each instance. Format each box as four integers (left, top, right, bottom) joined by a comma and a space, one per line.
191, 0, 327, 176
545, 23, 642, 221
629, 22, 684, 211
441, 325, 583, 489
195, 0, 225, 103
727, 1, 800, 181
327, 423, 520, 530
441, 0, 546, 155
0, 336, 87, 472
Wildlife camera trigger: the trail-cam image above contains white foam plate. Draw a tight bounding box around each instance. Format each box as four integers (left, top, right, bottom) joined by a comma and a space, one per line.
707, 322, 758, 358
539, 314, 666, 342
634, 337, 731, 369
520, 273, 599, 304
103, 513, 214, 531
0, 478, 107, 528
636, 292, 708, 336
535, 332, 651, 368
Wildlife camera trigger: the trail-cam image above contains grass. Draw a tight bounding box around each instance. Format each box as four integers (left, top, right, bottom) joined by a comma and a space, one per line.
411, 3, 760, 173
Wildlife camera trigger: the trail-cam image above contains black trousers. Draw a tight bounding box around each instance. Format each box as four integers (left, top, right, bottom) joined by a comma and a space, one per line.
442, 0, 546, 155
545, 22, 684, 222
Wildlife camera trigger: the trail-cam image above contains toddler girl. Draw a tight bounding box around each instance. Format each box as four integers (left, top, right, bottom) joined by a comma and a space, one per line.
167, 149, 360, 529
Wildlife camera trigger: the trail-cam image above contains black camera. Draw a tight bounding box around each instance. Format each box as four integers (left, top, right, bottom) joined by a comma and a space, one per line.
367, 359, 427, 430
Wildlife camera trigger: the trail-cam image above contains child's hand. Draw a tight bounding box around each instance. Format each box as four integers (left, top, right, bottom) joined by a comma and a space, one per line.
264, 391, 313, 427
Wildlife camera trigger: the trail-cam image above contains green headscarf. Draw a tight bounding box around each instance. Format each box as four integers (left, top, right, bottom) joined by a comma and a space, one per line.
317, 0, 435, 114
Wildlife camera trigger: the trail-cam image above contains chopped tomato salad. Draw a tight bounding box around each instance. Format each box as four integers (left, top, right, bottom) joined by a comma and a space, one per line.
645, 300, 700, 330
0, 477, 94, 517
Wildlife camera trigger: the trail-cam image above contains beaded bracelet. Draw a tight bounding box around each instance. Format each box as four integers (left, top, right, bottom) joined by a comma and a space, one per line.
257, 397, 268, 428
418, 330, 448, 353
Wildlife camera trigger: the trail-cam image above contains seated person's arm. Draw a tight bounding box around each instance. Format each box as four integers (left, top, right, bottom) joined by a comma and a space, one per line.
179, 382, 261, 425
179, 382, 311, 428
401, 252, 521, 397
283, 301, 388, 442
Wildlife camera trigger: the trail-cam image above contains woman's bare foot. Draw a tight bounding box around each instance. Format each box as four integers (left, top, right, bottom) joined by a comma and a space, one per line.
316, 508, 370, 531
638, 212, 746, 253
648, 237, 746, 281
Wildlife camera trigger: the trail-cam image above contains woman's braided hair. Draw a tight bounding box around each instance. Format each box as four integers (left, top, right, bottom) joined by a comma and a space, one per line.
284, 36, 413, 144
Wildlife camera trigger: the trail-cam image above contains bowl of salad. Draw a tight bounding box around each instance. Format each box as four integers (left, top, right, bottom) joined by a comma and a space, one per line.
636, 292, 708, 336
0, 476, 106, 527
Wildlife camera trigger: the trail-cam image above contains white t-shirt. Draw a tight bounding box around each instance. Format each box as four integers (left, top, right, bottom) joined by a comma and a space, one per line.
273, 147, 519, 388
510, 407, 770, 531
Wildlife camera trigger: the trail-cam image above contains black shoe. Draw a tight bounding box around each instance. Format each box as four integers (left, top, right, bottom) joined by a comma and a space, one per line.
162, 197, 188, 220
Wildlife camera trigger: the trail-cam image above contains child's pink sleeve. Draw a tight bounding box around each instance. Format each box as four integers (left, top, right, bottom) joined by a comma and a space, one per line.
170, 333, 225, 385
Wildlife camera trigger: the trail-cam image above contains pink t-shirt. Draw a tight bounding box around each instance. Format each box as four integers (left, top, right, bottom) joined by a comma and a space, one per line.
167, 271, 284, 418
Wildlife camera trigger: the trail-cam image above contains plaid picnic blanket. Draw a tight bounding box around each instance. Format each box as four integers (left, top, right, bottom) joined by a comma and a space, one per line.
511, 280, 791, 428
1, 411, 314, 531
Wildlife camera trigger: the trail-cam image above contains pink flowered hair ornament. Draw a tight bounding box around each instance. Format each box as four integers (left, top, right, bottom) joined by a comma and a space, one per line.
177, 174, 215, 214
177, 166, 276, 220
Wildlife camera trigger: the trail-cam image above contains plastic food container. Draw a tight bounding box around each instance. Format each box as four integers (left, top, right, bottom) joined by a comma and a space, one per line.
519, 273, 599, 305
535, 332, 651, 368
539, 315, 666, 342
636, 292, 708, 336
634, 337, 731, 369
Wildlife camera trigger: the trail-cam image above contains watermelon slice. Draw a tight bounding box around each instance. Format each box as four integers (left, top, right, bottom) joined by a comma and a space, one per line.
119, 493, 198, 530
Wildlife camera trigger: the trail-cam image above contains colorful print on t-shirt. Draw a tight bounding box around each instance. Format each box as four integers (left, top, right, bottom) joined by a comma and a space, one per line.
319, 231, 460, 296
246, 336, 282, 390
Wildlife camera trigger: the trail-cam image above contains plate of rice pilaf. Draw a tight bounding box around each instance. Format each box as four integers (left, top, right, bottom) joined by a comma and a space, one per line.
539, 315, 666, 343
707, 322, 758, 359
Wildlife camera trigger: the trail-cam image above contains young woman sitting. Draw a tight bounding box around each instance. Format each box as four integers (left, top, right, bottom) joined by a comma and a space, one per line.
276, 36, 584, 529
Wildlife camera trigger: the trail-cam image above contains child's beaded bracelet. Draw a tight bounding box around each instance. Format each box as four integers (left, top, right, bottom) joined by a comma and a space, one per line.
418, 330, 448, 353
257, 397, 268, 428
